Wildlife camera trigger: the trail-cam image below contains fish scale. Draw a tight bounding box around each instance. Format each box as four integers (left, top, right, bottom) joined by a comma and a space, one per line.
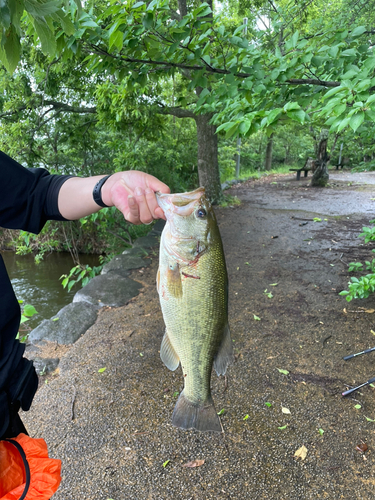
156, 187, 233, 432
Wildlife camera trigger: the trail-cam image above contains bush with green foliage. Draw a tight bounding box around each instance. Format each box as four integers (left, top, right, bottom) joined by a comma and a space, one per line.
340, 220, 375, 302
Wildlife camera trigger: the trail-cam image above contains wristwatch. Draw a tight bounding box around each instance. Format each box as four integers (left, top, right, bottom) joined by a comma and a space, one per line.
93, 175, 112, 208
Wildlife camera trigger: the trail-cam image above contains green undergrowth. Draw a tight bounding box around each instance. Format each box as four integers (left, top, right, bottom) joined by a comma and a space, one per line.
340, 220, 375, 301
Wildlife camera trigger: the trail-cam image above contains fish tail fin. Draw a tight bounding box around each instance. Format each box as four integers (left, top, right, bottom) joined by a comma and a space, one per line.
172, 390, 222, 432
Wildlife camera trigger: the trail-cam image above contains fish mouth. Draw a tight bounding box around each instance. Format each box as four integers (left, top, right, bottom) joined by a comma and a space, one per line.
156, 187, 205, 218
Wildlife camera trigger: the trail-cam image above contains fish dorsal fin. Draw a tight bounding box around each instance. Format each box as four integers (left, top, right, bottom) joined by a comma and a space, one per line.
160, 330, 180, 371
213, 324, 233, 376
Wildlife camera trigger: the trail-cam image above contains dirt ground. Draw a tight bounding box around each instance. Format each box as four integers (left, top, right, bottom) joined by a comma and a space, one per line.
23, 170, 375, 499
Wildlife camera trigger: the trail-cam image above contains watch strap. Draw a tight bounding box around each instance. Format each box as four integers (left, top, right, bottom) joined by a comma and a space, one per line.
93, 175, 112, 208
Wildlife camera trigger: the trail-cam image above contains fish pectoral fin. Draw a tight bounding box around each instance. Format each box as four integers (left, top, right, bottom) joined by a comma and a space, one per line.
156, 268, 160, 294
166, 263, 182, 298
213, 323, 234, 376
160, 330, 180, 371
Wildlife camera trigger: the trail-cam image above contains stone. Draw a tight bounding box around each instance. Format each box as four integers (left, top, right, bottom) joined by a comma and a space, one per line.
73, 274, 142, 308
149, 219, 165, 236
29, 302, 98, 345
132, 235, 159, 250
32, 357, 60, 375
101, 253, 149, 278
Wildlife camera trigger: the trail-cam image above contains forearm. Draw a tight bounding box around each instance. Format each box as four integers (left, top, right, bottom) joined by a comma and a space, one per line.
57, 171, 170, 224
57, 175, 107, 220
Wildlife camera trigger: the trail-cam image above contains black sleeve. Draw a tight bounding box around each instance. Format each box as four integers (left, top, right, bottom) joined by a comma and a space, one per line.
0, 151, 73, 234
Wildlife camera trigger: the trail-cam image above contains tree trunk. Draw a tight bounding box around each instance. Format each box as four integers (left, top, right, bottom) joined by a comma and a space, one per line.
265, 133, 274, 171
195, 113, 222, 204
311, 130, 329, 187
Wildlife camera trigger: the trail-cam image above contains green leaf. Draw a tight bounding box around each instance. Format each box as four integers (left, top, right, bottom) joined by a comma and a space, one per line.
265, 402, 272, 407
278, 425, 288, 430
23, 304, 38, 317
109, 30, 123, 51
365, 416, 375, 422
341, 48, 356, 57
52, 317, 59, 321
142, 11, 153, 29
0, 25, 20, 73
98, 367, 106, 373
131, 1, 145, 9
253, 314, 261, 321
162, 460, 170, 468
24, 0, 60, 17
350, 111, 364, 132
33, 18, 56, 56
277, 368, 289, 375
318, 428, 324, 435
287, 109, 305, 124
354, 404, 362, 409
322, 86, 343, 100
351, 26, 366, 38
217, 408, 225, 415
290, 30, 299, 48
243, 414, 249, 420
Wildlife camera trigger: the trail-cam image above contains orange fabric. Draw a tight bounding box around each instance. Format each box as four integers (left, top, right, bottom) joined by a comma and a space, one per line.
0, 434, 61, 500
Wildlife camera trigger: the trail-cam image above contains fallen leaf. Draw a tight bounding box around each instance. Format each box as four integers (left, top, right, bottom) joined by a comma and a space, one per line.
343, 308, 347, 314
278, 425, 288, 430
98, 367, 106, 373
365, 309, 375, 314
217, 408, 225, 416
277, 368, 289, 375
355, 404, 362, 409
182, 459, 205, 468
371, 330, 375, 335
253, 315, 261, 321
243, 414, 249, 420
294, 445, 308, 460
282, 407, 291, 414
356, 443, 368, 453
162, 460, 170, 468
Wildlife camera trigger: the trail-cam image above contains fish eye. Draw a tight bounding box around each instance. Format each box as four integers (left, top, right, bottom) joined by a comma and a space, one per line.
196, 208, 207, 218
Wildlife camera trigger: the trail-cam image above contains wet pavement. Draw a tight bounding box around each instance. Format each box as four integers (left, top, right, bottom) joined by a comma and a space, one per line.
22, 170, 375, 499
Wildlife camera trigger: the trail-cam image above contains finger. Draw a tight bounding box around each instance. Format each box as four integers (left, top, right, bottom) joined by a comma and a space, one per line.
144, 188, 165, 220
134, 187, 153, 224
125, 195, 141, 225
145, 175, 171, 195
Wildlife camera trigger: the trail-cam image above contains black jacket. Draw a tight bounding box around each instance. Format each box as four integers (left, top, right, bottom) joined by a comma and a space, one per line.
0, 151, 71, 438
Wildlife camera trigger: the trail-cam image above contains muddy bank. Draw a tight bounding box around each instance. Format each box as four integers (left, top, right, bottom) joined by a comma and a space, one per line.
22, 170, 375, 499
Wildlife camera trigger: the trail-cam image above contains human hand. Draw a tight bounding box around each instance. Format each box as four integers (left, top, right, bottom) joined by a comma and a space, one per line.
102, 171, 170, 225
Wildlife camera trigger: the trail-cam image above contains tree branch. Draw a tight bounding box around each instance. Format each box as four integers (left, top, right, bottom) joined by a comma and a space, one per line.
157, 104, 196, 118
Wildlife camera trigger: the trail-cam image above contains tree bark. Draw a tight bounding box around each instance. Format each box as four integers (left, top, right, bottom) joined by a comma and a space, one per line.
264, 133, 274, 171
311, 130, 329, 187
195, 113, 222, 204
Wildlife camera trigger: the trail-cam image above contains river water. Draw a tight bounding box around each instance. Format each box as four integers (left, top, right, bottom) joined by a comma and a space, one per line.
2, 251, 99, 330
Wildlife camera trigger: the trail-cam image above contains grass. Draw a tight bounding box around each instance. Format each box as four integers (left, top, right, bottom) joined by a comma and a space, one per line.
221, 165, 294, 185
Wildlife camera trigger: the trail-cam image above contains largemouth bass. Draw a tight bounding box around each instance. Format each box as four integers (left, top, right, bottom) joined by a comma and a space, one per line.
156, 187, 233, 432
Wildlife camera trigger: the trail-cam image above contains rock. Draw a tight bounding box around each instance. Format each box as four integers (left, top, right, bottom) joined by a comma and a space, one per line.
101, 253, 149, 277
29, 302, 98, 345
73, 274, 142, 308
132, 235, 159, 250
32, 357, 60, 375
149, 219, 165, 236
